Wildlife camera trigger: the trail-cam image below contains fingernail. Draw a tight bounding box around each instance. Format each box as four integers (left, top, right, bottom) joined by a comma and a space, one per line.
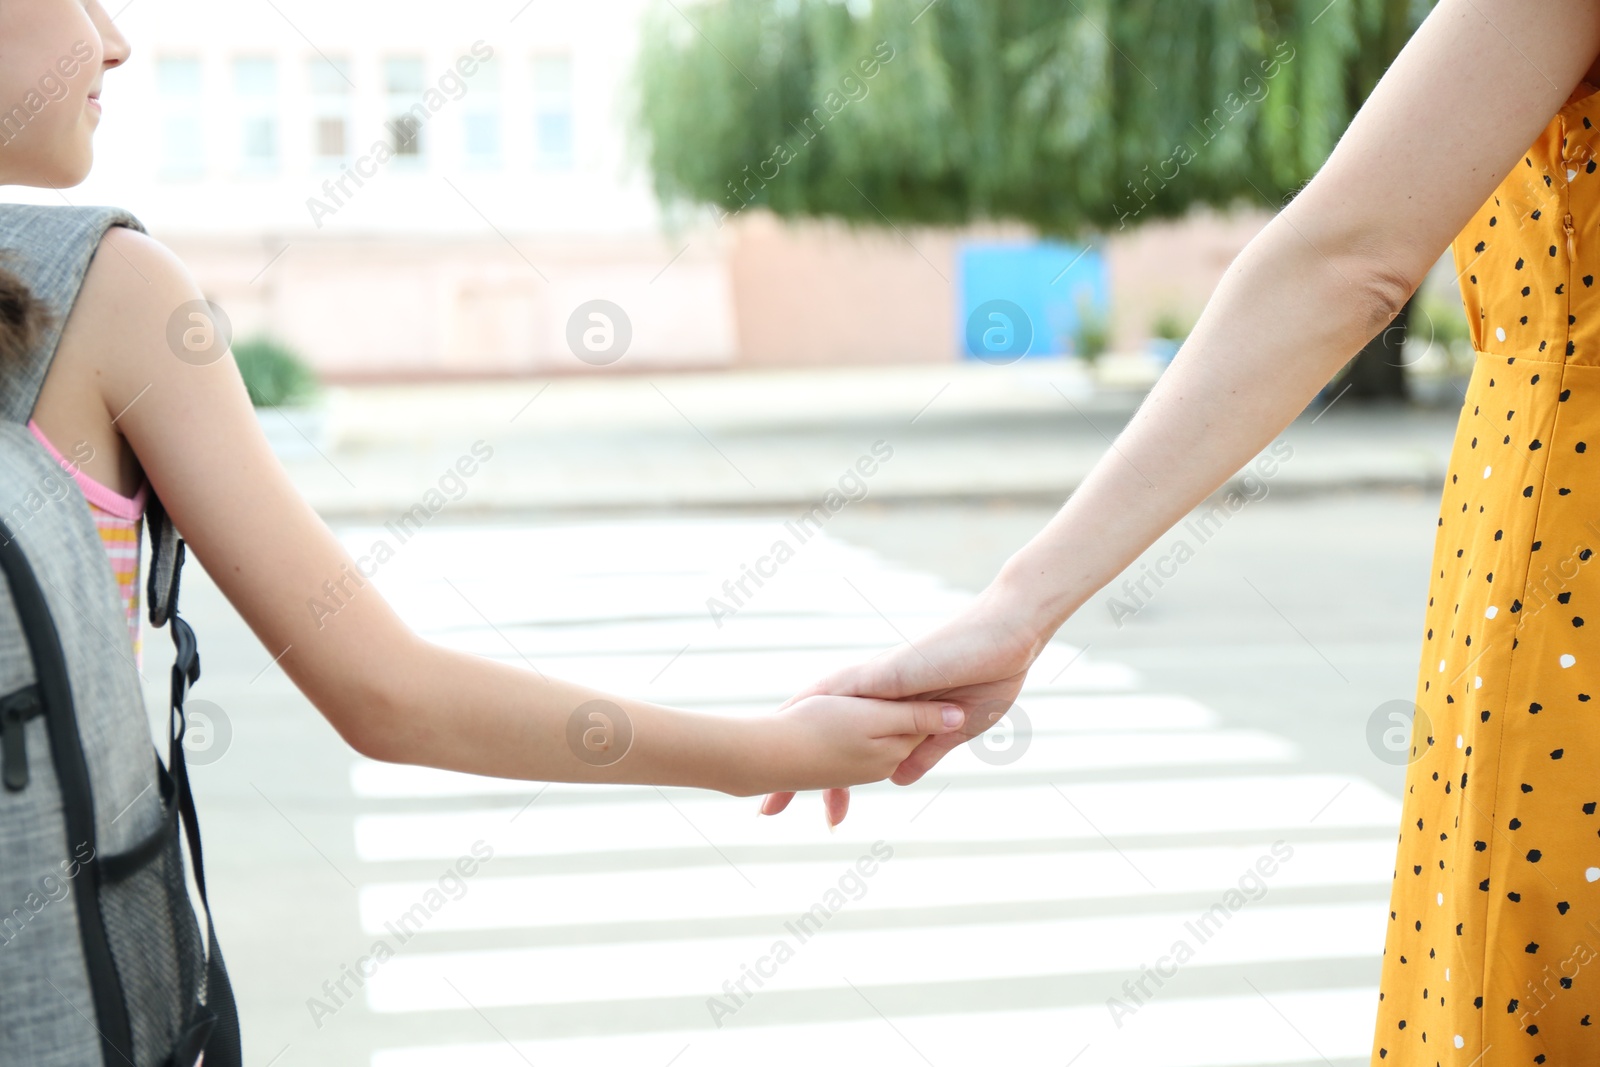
941, 706, 963, 727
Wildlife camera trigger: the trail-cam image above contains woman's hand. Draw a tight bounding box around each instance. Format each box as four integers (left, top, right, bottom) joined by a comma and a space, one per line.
719, 695, 968, 798
758, 578, 1052, 821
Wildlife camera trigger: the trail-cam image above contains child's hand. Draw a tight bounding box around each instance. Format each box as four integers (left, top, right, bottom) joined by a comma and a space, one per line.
727, 696, 967, 798
757, 583, 1044, 823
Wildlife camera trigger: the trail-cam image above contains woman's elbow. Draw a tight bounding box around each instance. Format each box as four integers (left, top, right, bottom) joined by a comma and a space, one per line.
1357, 262, 1419, 336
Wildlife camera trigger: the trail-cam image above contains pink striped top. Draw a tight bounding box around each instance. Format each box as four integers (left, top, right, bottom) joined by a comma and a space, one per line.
27, 419, 147, 669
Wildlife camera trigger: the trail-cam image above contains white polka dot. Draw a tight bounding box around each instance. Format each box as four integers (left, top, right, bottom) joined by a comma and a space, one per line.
1474, 675, 1483, 689
1569, 168, 1579, 182
1588, 867, 1600, 882
1562, 654, 1577, 668
1445, 968, 1451, 981
1437, 892, 1445, 905
1454, 1034, 1465, 1049
1496, 326, 1507, 342
1456, 735, 1464, 748
1483, 465, 1493, 478
1439, 659, 1446, 672
1486, 605, 1498, 618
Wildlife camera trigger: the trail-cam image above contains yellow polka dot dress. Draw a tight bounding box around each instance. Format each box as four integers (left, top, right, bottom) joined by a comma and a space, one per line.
1372, 79, 1600, 1063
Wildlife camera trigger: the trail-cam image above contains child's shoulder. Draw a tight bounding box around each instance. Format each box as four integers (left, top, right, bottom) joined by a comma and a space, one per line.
57, 216, 209, 390
91, 222, 188, 284
0, 203, 191, 308
80, 219, 201, 319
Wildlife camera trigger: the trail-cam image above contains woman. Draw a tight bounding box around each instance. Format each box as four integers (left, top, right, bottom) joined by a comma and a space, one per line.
764, 0, 1600, 1061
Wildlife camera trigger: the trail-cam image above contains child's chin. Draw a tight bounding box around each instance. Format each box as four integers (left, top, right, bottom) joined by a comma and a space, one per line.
40, 149, 93, 189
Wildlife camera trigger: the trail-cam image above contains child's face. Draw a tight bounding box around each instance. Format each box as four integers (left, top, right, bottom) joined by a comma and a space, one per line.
0, 0, 128, 188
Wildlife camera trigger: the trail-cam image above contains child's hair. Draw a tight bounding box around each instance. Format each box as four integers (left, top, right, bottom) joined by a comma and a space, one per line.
0, 263, 49, 364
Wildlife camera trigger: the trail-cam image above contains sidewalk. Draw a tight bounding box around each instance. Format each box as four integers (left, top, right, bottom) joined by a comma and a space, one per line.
270, 357, 1467, 518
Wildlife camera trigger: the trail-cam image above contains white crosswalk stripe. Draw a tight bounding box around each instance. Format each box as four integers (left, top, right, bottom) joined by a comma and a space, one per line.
352, 774, 1400, 861
355, 839, 1398, 933
331, 518, 1397, 1066
368, 986, 1379, 1067
367, 901, 1383, 1011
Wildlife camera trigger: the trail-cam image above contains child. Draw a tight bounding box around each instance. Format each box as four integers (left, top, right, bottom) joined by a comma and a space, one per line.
0, 4, 966, 822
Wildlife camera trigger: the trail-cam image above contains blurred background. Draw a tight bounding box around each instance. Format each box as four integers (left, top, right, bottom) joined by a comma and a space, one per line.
16, 0, 1467, 388
22, 0, 1484, 1063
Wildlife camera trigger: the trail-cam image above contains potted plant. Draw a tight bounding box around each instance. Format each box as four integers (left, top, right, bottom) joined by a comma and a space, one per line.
232, 336, 328, 458
1067, 290, 1111, 367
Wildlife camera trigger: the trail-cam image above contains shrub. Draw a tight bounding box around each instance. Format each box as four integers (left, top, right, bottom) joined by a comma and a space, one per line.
232, 336, 318, 408
1150, 305, 1192, 342
1416, 288, 1471, 353
1070, 291, 1111, 363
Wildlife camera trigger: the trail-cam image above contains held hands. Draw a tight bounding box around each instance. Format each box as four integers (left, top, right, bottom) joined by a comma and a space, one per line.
759, 582, 1048, 824
723, 695, 969, 797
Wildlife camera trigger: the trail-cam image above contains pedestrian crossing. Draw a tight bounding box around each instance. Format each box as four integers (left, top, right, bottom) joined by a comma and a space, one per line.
334, 517, 1397, 1066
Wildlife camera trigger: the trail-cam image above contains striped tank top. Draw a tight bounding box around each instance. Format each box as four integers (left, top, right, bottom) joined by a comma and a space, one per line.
26, 419, 146, 669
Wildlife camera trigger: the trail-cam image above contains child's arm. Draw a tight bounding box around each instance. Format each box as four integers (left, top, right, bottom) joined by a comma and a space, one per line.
62, 226, 965, 796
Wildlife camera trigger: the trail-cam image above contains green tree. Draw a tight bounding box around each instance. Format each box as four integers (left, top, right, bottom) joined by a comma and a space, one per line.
635, 0, 1435, 398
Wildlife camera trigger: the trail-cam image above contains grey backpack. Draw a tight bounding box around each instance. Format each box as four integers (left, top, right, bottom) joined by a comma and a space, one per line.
0, 205, 240, 1067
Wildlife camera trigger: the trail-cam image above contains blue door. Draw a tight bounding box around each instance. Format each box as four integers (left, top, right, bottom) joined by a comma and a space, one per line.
958, 240, 1109, 361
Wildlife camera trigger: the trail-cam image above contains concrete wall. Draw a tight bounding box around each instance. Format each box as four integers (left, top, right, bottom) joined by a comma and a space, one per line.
155, 202, 1277, 379
161, 230, 739, 378
1102, 204, 1276, 355
711, 205, 1277, 370
723, 212, 964, 366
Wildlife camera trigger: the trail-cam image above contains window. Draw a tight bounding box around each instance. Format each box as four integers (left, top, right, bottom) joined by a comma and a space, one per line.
157, 57, 204, 176
531, 54, 573, 170
462, 58, 501, 169
384, 57, 427, 162
233, 57, 278, 173
310, 57, 352, 165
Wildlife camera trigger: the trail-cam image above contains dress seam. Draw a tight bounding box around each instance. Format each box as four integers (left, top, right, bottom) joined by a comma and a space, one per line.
1478, 366, 1563, 1052
1471, 348, 1600, 369
1476, 149, 1576, 1054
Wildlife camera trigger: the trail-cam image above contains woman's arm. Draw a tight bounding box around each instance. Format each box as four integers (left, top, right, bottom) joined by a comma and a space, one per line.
763, 0, 1600, 815
999, 0, 1600, 641
63, 227, 966, 797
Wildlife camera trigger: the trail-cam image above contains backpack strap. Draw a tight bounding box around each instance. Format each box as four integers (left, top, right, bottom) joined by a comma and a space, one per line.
145, 492, 183, 629
166, 604, 242, 1067
0, 205, 184, 627
0, 204, 144, 425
